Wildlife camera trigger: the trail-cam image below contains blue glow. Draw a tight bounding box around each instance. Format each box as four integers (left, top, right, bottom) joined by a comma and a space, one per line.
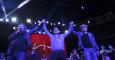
62, 24, 65, 26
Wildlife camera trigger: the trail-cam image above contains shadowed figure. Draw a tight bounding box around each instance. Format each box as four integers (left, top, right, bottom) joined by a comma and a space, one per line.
7, 23, 41, 60
73, 24, 99, 60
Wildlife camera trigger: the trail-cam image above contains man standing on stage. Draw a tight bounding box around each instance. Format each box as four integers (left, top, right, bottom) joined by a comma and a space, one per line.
7, 23, 41, 60
42, 19, 74, 60
73, 24, 99, 60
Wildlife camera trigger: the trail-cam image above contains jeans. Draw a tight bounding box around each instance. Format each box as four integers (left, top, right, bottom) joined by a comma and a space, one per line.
49, 50, 66, 60
84, 48, 98, 60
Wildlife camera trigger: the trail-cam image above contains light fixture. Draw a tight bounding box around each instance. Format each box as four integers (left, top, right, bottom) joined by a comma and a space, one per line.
27, 18, 31, 23
0, 19, 3, 21
65, 30, 68, 33
58, 22, 60, 25
11, 17, 17, 22
5, 19, 9, 22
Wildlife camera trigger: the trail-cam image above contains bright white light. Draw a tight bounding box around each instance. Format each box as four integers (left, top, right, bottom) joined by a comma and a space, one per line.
62, 24, 65, 26
34, 22, 36, 24
46, 21, 49, 24
27, 19, 31, 23
13, 27, 16, 30
17, 0, 30, 8
54, 23, 56, 25
12, 17, 17, 22
73, 24, 76, 27
38, 31, 41, 34
58, 22, 60, 25
26, 30, 30, 32
0, 19, 3, 21
5, 19, 9, 22
88, 20, 90, 23
81, 6, 84, 10
51, 22, 52, 25
38, 21, 41, 25
65, 30, 68, 33
43, 32, 46, 34
50, 30, 52, 32
38, 21, 40, 23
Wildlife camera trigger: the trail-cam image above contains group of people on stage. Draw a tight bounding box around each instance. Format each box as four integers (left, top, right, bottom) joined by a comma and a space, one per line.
68, 45, 115, 60
6, 18, 114, 60
97, 45, 115, 60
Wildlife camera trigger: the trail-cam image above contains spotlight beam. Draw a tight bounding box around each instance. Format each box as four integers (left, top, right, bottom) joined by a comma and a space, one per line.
0, 0, 7, 20
17, 0, 30, 8
2, 0, 31, 20
2, 8, 18, 20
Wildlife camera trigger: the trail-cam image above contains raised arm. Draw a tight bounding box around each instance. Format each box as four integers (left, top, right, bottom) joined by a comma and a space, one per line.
42, 19, 52, 36
63, 21, 74, 37
29, 22, 42, 33
73, 30, 78, 36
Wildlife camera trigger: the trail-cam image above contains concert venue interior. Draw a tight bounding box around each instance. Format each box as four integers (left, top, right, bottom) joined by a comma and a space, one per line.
0, 0, 115, 60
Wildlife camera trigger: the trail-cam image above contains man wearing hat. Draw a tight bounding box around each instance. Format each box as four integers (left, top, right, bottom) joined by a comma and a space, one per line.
73, 24, 99, 60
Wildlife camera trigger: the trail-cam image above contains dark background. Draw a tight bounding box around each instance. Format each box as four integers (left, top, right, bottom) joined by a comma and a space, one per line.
0, 0, 115, 56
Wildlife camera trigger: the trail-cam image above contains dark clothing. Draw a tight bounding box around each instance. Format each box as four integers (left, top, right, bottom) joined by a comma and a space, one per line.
49, 50, 66, 60
7, 24, 38, 60
73, 31, 99, 51
7, 32, 31, 60
6, 51, 26, 60
13, 33, 29, 51
82, 33, 93, 48
8, 32, 30, 52
73, 31, 99, 60
30, 54, 39, 60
